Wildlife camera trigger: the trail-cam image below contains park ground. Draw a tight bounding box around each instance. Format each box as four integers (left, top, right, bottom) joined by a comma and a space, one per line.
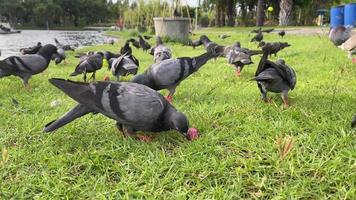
0, 27, 355, 199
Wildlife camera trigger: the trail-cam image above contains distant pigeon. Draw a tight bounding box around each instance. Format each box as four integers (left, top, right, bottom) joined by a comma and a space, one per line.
0, 44, 58, 88
352, 115, 356, 128
278, 30, 286, 38
54, 38, 75, 51
143, 35, 152, 40
219, 34, 231, 40
258, 42, 291, 57
128, 38, 140, 49
251, 30, 263, 42
329, 25, 353, 46
20, 42, 42, 55
200, 35, 224, 56
120, 40, 132, 55
224, 42, 262, 76
251, 27, 274, 33
253, 48, 296, 108
131, 49, 221, 102
70, 52, 104, 82
150, 36, 172, 63
138, 35, 151, 52
109, 53, 139, 81
43, 79, 199, 141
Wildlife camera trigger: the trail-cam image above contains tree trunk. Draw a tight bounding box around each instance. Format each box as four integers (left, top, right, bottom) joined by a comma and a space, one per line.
256, 0, 264, 26
220, 4, 226, 26
215, 4, 220, 26
279, 0, 293, 26
240, 2, 247, 26
226, 0, 235, 26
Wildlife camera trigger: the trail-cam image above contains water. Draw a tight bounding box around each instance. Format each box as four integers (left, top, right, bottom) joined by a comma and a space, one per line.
0, 30, 116, 59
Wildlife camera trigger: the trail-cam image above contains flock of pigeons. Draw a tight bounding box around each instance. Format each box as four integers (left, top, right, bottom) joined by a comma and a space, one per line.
0, 26, 353, 142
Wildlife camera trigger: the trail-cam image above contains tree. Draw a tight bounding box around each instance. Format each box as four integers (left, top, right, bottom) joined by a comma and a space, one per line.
279, 0, 293, 26
256, 0, 264, 26
226, 0, 236, 26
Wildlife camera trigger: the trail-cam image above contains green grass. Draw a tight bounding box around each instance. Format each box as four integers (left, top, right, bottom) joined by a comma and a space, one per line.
1, 27, 355, 199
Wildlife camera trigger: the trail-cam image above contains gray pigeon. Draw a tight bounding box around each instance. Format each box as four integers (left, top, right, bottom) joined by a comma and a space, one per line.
224, 42, 262, 76
253, 48, 296, 108
109, 53, 139, 81
0, 44, 58, 88
251, 29, 263, 42
351, 115, 356, 128
150, 36, 172, 63
329, 25, 353, 46
70, 52, 104, 82
258, 42, 291, 57
131, 48, 221, 102
138, 35, 151, 52
200, 35, 223, 55
43, 79, 199, 141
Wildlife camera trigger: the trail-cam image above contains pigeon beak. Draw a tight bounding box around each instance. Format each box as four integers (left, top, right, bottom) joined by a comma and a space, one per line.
186, 127, 199, 140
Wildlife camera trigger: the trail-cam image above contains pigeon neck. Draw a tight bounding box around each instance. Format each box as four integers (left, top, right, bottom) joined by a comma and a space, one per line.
255, 52, 269, 76
193, 52, 215, 70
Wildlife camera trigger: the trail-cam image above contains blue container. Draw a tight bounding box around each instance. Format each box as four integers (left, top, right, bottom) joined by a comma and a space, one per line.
330, 6, 344, 27
344, 3, 356, 27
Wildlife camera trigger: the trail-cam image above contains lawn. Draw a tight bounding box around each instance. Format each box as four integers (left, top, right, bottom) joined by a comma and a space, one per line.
0, 27, 355, 199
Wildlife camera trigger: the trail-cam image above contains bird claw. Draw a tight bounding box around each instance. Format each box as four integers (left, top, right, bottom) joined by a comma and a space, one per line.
166, 95, 173, 103
135, 135, 152, 142
235, 71, 241, 77
103, 75, 110, 81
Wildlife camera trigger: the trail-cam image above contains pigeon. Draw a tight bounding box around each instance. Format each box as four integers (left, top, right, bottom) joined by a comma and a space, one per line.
0, 44, 58, 88
352, 115, 356, 128
138, 35, 151, 52
143, 35, 152, 40
70, 52, 104, 82
54, 38, 75, 51
258, 42, 291, 57
329, 25, 353, 46
43, 78, 199, 141
219, 34, 231, 40
131, 47, 222, 102
150, 36, 172, 63
200, 35, 221, 53
108, 39, 115, 45
253, 48, 296, 108
187, 38, 203, 49
278, 30, 286, 38
109, 53, 139, 81
128, 38, 140, 49
251, 27, 274, 33
120, 40, 132, 55
20, 42, 42, 55
251, 30, 263, 42
339, 35, 356, 58
224, 42, 263, 76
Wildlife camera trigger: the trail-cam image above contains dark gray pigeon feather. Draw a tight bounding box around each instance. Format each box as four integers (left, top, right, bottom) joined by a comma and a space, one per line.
44, 79, 199, 140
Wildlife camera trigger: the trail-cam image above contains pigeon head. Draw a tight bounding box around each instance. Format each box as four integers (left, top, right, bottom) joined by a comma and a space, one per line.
37, 44, 58, 60
164, 107, 199, 140
37, 42, 42, 46
200, 35, 211, 43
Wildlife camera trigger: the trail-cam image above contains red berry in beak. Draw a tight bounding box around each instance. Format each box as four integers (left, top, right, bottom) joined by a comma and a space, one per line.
187, 128, 199, 140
